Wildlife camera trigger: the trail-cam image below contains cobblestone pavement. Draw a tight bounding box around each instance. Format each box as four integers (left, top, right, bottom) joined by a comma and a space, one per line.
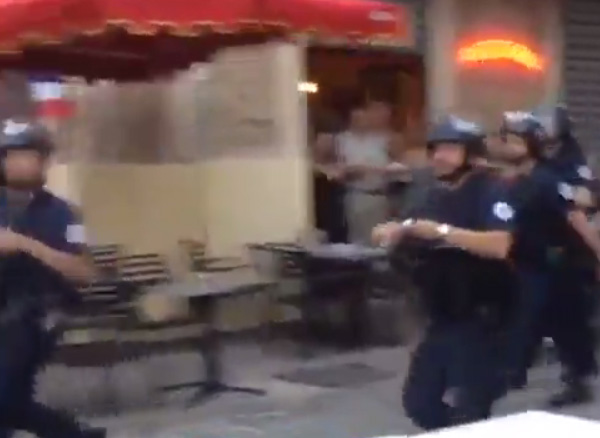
33, 342, 600, 437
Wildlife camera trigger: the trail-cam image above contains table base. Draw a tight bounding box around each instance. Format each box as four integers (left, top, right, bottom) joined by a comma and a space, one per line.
161, 380, 266, 407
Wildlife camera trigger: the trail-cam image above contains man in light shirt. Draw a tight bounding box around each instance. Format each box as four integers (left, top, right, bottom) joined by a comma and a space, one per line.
337, 105, 409, 243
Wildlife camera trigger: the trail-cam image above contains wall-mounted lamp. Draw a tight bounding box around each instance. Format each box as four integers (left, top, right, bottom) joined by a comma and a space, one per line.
298, 81, 319, 93
457, 39, 544, 71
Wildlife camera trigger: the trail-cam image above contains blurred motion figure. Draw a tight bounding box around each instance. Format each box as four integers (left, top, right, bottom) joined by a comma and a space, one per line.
0, 120, 103, 438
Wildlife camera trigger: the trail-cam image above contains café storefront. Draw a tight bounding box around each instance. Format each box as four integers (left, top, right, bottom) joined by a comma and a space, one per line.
0, 0, 426, 258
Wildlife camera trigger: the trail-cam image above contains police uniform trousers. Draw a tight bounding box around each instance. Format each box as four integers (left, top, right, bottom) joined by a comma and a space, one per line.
0, 315, 88, 438
503, 269, 549, 386
505, 266, 597, 387
402, 319, 500, 430
544, 262, 597, 382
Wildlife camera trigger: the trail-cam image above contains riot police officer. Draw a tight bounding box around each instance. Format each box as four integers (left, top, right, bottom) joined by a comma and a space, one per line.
534, 105, 598, 208
531, 106, 599, 406
498, 111, 600, 406
0, 119, 104, 438
373, 116, 516, 430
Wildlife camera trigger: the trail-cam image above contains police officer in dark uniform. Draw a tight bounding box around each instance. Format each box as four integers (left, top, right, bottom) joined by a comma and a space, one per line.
0, 119, 105, 438
373, 116, 516, 430
497, 111, 600, 406
532, 106, 599, 406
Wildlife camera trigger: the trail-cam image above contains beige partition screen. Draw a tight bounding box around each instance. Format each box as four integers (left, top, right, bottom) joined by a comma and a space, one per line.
202, 43, 310, 255
42, 42, 310, 262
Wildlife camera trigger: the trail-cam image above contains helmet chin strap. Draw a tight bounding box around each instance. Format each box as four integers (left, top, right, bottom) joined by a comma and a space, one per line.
5, 176, 45, 191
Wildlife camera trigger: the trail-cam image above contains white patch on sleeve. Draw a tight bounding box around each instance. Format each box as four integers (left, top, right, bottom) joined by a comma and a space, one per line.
3, 120, 29, 136
577, 165, 593, 180
558, 182, 575, 200
66, 224, 87, 244
492, 202, 515, 222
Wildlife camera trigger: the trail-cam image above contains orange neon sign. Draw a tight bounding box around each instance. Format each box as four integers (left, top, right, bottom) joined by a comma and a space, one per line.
457, 39, 544, 71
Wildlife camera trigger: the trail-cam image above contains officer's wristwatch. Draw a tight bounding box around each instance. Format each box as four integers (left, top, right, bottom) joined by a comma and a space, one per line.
436, 223, 451, 239
401, 218, 415, 227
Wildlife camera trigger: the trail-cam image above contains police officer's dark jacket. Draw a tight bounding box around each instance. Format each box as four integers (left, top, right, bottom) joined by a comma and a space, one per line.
544, 137, 597, 266
0, 188, 84, 319
393, 169, 516, 323
508, 163, 590, 270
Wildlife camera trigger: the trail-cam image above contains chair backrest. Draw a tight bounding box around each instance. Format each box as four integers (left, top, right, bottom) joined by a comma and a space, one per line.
77, 279, 127, 317
90, 244, 122, 275
179, 239, 207, 272
119, 253, 172, 287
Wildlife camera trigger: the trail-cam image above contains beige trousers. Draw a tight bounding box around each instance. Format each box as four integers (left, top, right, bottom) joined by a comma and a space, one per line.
345, 191, 389, 245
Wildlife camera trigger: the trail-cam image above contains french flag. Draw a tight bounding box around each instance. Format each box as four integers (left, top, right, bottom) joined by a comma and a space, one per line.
30, 80, 75, 119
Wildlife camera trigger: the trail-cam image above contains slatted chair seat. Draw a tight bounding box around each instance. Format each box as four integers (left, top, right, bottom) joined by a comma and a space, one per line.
77, 279, 132, 316
118, 253, 172, 288
52, 276, 134, 368
60, 325, 120, 346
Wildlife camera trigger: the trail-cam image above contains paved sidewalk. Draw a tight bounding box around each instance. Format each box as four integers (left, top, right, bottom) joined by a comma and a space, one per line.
35, 342, 600, 437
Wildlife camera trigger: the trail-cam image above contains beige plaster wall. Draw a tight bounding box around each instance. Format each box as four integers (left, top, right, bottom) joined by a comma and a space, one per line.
43, 43, 309, 330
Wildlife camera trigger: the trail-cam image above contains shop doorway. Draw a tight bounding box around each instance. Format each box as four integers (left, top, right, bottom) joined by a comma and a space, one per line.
306, 46, 425, 157
305, 46, 425, 242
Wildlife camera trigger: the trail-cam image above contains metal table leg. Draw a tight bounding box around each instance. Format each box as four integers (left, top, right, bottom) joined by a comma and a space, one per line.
161, 296, 266, 407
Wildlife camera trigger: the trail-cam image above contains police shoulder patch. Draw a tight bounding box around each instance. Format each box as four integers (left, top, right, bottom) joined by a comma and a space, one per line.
3, 119, 29, 136
577, 165, 593, 180
66, 224, 87, 244
492, 202, 514, 222
558, 182, 574, 200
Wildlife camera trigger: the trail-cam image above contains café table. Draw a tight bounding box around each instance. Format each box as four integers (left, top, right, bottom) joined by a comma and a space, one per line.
306, 243, 388, 263
303, 243, 389, 346
145, 268, 274, 407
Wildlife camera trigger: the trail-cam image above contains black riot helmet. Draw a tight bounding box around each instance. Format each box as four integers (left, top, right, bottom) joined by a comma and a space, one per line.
532, 104, 573, 142
0, 119, 54, 188
426, 116, 485, 181
0, 119, 53, 158
500, 111, 547, 160
532, 104, 588, 167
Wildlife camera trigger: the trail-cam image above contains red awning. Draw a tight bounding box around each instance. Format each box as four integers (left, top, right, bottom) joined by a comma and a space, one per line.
264, 0, 410, 42
0, 0, 99, 51
0, 0, 411, 52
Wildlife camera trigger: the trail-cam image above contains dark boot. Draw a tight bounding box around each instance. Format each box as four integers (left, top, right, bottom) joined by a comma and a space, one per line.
546, 380, 593, 408
81, 427, 107, 438
508, 373, 528, 390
